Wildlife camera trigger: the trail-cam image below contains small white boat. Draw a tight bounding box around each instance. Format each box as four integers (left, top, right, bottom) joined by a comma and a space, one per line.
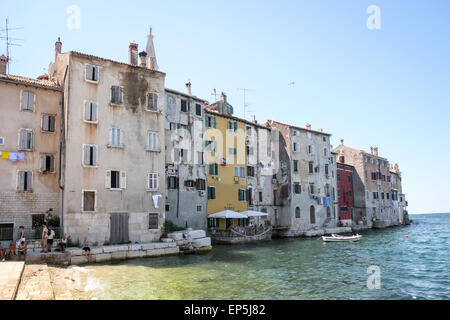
322, 233, 362, 242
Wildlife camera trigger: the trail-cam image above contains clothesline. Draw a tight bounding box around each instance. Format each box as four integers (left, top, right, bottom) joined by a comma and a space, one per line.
0, 151, 26, 162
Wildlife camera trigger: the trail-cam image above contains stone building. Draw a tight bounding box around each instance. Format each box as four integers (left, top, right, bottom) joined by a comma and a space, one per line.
164, 83, 208, 230
336, 162, 355, 227
49, 34, 166, 245
334, 143, 400, 229
266, 121, 339, 237
0, 57, 63, 244
390, 164, 409, 225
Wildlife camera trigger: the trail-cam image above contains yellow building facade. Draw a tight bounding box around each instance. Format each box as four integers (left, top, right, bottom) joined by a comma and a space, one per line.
205, 110, 248, 228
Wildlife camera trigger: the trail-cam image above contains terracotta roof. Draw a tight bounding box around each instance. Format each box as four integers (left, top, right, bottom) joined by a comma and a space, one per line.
267, 120, 332, 136
335, 144, 388, 160
205, 107, 271, 130
69, 51, 166, 76
0, 74, 61, 90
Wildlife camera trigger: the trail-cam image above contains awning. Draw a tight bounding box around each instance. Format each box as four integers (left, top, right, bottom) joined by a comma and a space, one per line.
241, 210, 269, 218
208, 210, 248, 219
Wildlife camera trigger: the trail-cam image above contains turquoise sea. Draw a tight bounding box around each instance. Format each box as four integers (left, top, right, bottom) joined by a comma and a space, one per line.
85, 213, 450, 300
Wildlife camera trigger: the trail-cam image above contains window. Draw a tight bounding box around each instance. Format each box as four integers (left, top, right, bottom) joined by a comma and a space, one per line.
238, 189, 247, 201
247, 166, 255, 177
85, 64, 99, 82
310, 206, 316, 224
17, 170, 32, 191
195, 103, 202, 116
307, 145, 313, 154
327, 207, 331, 218
83, 144, 98, 166
348, 190, 352, 198
169, 123, 176, 131
105, 170, 126, 190
324, 148, 327, 156
149, 213, 159, 229
295, 207, 300, 218
259, 192, 263, 202
338, 189, 341, 197
325, 164, 329, 176
110, 128, 123, 147
382, 175, 386, 181
337, 173, 341, 181
111, 86, 123, 104
0, 137, 4, 145
32, 214, 45, 229
147, 132, 159, 151
347, 175, 351, 183
240, 167, 245, 178
147, 93, 158, 111
198, 152, 204, 165
381, 192, 385, 200
373, 192, 379, 199
387, 193, 390, 200
293, 160, 298, 172
0, 224, 14, 241
228, 147, 237, 155
184, 180, 195, 188
248, 188, 253, 205
40, 154, 55, 173
205, 140, 216, 152
18, 129, 33, 150
234, 166, 239, 177
84, 101, 98, 123
205, 115, 216, 128
168, 176, 179, 189
209, 163, 218, 176
82, 190, 96, 211
147, 172, 159, 190
42, 115, 56, 132
294, 182, 301, 194
309, 162, 314, 174
293, 142, 298, 152
196, 179, 206, 190
387, 176, 391, 182
228, 121, 238, 132
207, 186, 216, 200
309, 183, 315, 194
181, 99, 188, 112
165, 204, 170, 212
197, 205, 202, 212
20, 91, 35, 111
323, 137, 326, 142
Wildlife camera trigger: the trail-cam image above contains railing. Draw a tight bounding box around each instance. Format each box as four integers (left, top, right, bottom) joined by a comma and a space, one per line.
208, 226, 272, 238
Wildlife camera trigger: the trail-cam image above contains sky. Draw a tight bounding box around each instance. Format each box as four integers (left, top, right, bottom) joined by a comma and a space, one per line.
1, 0, 449, 215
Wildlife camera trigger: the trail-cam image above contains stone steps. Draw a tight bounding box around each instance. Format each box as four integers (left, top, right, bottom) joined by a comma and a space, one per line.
15, 264, 55, 300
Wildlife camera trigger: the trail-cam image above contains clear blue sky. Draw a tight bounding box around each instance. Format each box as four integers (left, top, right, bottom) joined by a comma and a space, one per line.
2, 0, 449, 214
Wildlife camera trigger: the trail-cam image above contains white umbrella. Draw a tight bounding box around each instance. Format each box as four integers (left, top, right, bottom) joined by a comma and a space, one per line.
208, 210, 248, 219
241, 210, 269, 218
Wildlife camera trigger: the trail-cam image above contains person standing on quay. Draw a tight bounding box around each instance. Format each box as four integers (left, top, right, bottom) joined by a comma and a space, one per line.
41, 222, 48, 253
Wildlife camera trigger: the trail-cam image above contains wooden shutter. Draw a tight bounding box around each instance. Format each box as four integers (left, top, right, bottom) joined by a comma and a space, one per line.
85, 64, 90, 80
17, 171, 24, 191
91, 102, 98, 121
19, 129, 26, 149
120, 171, 127, 189
43, 115, 49, 131
49, 116, 55, 132
26, 171, 32, 191
84, 101, 90, 121
94, 66, 99, 81
83, 145, 89, 165
20, 91, 26, 110
40, 155, 46, 172
92, 146, 97, 165
105, 170, 111, 189
213, 117, 217, 128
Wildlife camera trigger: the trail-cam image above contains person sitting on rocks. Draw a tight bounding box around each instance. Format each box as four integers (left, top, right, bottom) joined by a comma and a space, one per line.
18, 241, 27, 261
9, 242, 16, 259
81, 237, 91, 257
59, 236, 67, 253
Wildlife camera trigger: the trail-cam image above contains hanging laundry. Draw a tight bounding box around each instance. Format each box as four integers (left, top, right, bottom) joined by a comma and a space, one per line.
9, 152, 20, 162
1, 152, 9, 159
17, 152, 25, 161
152, 194, 162, 209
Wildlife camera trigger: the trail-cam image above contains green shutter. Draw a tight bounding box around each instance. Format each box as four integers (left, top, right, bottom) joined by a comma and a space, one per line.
213, 117, 217, 128
234, 121, 238, 132
215, 163, 218, 175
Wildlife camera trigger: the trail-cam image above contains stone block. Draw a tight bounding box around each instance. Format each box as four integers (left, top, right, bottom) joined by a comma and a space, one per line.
185, 230, 206, 239
91, 248, 103, 255
103, 245, 128, 253
71, 255, 88, 265
141, 243, 156, 250
192, 237, 211, 248
70, 249, 83, 257
130, 244, 142, 251
161, 238, 174, 243
127, 250, 141, 259
167, 242, 177, 248
95, 253, 112, 263
164, 247, 180, 255
167, 232, 183, 241
146, 248, 165, 257
176, 240, 188, 246
153, 242, 169, 249
111, 251, 127, 260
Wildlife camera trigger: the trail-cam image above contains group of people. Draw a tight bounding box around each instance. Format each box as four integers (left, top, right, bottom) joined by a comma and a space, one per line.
40, 222, 67, 253
1, 226, 28, 261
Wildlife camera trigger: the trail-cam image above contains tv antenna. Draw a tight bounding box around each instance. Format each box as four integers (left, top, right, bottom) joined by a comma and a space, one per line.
211, 88, 219, 101
237, 88, 252, 120
0, 18, 24, 74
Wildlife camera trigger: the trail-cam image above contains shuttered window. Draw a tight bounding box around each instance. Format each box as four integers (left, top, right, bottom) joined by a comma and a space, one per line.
168, 176, 179, 189
207, 186, 216, 200
18, 129, 33, 150
294, 183, 301, 194
195, 103, 202, 116
147, 132, 159, 151
196, 179, 206, 190
247, 166, 255, 177
148, 172, 159, 190
147, 93, 158, 111
40, 154, 55, 173
240, 167, 245, 178
209, 163, 218, 175
110, 128, 123, 147
111, 86, 123, 104
17, 170, 32, 191
149, 213, 159, 229
293, 160, 298, 172
42, 114, 56, 132
85, 64, 99, 82
238, 189, 246, 201
84, 101, 98, 122
181, 99, 188, 112
83, 144, 98, 166
20, 91, 35, 111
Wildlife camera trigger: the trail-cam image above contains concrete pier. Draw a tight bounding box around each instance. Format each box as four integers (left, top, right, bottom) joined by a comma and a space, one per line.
0, 262, 25, 300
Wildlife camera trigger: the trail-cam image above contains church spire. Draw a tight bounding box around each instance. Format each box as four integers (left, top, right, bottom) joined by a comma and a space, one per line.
146, 26, 159, 71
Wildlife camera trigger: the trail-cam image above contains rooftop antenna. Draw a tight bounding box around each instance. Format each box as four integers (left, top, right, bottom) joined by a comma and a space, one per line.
237, 88, 252, 120
211, 88, 218, 101
0, 18, 24, 74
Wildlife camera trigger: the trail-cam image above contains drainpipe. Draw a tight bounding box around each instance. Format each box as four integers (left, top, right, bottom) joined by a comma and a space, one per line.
59, 65, 69, 235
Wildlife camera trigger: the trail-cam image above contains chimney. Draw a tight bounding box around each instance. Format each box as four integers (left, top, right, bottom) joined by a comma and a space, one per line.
129, 42, 139, 66
318, 128, 323, 132
370, 146, 374, 154
394, 163, 399, 173
139, 51, 147, 67
340, 138, 344, 145
374, 146, 378, 156
55, 37, 62, 62
0, 55, 7, 75
306, 123, 311, 130
186, 81, 192, 95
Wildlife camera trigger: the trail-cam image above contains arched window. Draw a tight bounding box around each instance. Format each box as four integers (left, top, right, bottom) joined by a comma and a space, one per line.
295, 207, 300, 218
310, 206, 316, 224
326, 206, 331, 218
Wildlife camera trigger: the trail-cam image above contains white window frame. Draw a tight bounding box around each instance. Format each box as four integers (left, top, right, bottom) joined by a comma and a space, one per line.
147, 172, 159, 191
82, 144, 98, 167
16, 170, 33, 192
85, 64, 99, 83
147, 131, 159, 152
105, 170, 127, 190
81, 189, 97, 212
18, 128, 33, 151
41, 114, 56, 133
83, 100, 99, 124
39, 154, 56, 173
19, 90, 36, 112
146, 92, 159, 112
109, 127, 123, 148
